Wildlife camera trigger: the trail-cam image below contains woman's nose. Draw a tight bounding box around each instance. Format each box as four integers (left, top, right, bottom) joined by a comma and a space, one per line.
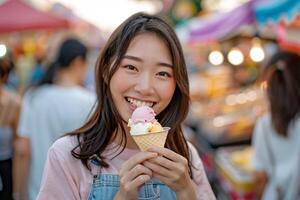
134, 73, 154, 95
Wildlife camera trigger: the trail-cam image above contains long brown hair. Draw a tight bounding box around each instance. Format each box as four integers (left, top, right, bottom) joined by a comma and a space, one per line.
265, 50, 300, 136
68, 12, 191, 175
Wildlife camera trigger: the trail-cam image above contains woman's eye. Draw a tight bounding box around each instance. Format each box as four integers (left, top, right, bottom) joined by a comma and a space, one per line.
124, 65, 137, 71
157, 71, 171, 78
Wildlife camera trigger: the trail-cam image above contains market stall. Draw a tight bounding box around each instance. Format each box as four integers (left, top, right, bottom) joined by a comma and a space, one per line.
181, 1, 300, 199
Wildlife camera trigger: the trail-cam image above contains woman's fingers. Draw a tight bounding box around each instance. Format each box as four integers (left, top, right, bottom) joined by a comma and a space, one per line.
143, 160, 171, 178
119, 173, 151, 198
144, 148, 193, 193
118, 151, 157, 198
129, 174, 151, 190
143, 166, 179, 190
143, 157, 186, 181
147, 148, 188, 174
147, 155, 177, 171
123, 164, 152, 183
151, 172, 171, 185
120, 169, 151, 192
120, 152, 157, 175
147, 147, 186, 164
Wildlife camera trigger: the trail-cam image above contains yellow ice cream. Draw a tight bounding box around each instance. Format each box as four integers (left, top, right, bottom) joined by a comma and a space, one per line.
149, 121, 163, 133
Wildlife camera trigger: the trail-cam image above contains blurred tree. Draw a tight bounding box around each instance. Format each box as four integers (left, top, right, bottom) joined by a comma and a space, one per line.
134, 0, 202, 26
166, 0, 202, 26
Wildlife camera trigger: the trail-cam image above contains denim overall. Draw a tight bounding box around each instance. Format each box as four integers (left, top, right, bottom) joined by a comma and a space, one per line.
88, 159, 177, 200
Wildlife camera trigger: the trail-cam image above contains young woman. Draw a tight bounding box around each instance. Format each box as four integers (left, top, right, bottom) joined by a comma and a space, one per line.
14, 38, 96, 200
252, 51, 300, 200
37, 13, 215, 200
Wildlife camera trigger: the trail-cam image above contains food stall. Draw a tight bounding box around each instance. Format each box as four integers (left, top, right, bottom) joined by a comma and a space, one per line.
181, 0, 300, 198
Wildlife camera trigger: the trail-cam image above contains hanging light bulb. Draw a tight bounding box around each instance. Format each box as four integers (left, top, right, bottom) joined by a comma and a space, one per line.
228, 47, 244, 65
250, 38, 265, 62
208, 50, 224, 65
0, 44, 7, 57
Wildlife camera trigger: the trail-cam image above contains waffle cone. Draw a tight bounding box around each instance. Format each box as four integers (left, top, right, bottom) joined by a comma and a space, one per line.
133, 127, 170, 151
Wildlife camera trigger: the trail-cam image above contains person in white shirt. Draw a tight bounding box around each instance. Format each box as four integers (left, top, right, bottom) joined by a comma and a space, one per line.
252, 50, 300, 200
13, 38, 96, 200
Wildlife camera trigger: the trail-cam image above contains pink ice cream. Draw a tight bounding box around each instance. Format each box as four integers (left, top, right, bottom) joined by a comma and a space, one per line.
128, 106, 163, 135
131, 106, 156, 123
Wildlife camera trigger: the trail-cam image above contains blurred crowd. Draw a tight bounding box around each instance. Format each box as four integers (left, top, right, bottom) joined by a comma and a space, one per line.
0, 36, 96, 200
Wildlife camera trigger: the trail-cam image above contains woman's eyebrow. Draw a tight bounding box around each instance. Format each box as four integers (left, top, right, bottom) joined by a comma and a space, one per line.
123, 55, 173, 68
157, 62, 173, 68
123, 55, 142, 62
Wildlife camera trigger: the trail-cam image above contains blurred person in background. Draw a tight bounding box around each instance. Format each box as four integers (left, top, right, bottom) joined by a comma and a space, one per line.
252, 51, 300, 200
0, 54, 21, 200
14, 38, 96, 200
29, 55, 46, 87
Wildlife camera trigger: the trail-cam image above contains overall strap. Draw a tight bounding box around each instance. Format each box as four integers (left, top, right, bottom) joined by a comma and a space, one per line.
88, 154, 102, 180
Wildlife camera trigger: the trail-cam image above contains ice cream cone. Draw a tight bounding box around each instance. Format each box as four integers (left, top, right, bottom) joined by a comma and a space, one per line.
132, 127, 170, 151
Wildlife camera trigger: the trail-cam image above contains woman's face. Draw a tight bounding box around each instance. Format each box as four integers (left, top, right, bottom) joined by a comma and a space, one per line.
110, 33, 176, 122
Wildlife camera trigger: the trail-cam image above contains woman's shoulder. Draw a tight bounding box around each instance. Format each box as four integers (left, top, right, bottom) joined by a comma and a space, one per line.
258, 113, 271, 123
3, 88, 21, 106
0, 89, 21, 122
187, 141, 198, 156
51, 135, 78, 150
186, 141, 216, 198
186, 141, 203, 167
255, 113, 272, 130
22, 86, 48, 103
49, 135, 79, 160
42, 135, 93, 199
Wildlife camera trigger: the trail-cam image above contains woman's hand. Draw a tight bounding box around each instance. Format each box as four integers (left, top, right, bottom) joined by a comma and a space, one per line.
143, 147, 197, 200
114, 152, 157, 200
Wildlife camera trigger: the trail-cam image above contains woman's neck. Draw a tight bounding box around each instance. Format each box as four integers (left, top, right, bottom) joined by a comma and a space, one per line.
54, 75, 80, 87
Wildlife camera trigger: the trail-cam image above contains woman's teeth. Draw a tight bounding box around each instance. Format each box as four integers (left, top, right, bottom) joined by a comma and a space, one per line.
126, 97, 154, 107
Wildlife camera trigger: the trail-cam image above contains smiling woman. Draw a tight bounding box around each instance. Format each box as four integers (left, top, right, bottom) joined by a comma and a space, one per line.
37, 12, 216, 200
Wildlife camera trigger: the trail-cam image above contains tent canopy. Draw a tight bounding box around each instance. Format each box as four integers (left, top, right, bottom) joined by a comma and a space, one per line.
182, 0, 300, 43
189, 1, 255, 42
255, 0, 300, 25
0, 0, 69, 33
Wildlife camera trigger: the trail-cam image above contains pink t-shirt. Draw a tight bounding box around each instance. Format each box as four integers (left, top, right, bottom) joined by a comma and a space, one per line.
37, 136, 215, 200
